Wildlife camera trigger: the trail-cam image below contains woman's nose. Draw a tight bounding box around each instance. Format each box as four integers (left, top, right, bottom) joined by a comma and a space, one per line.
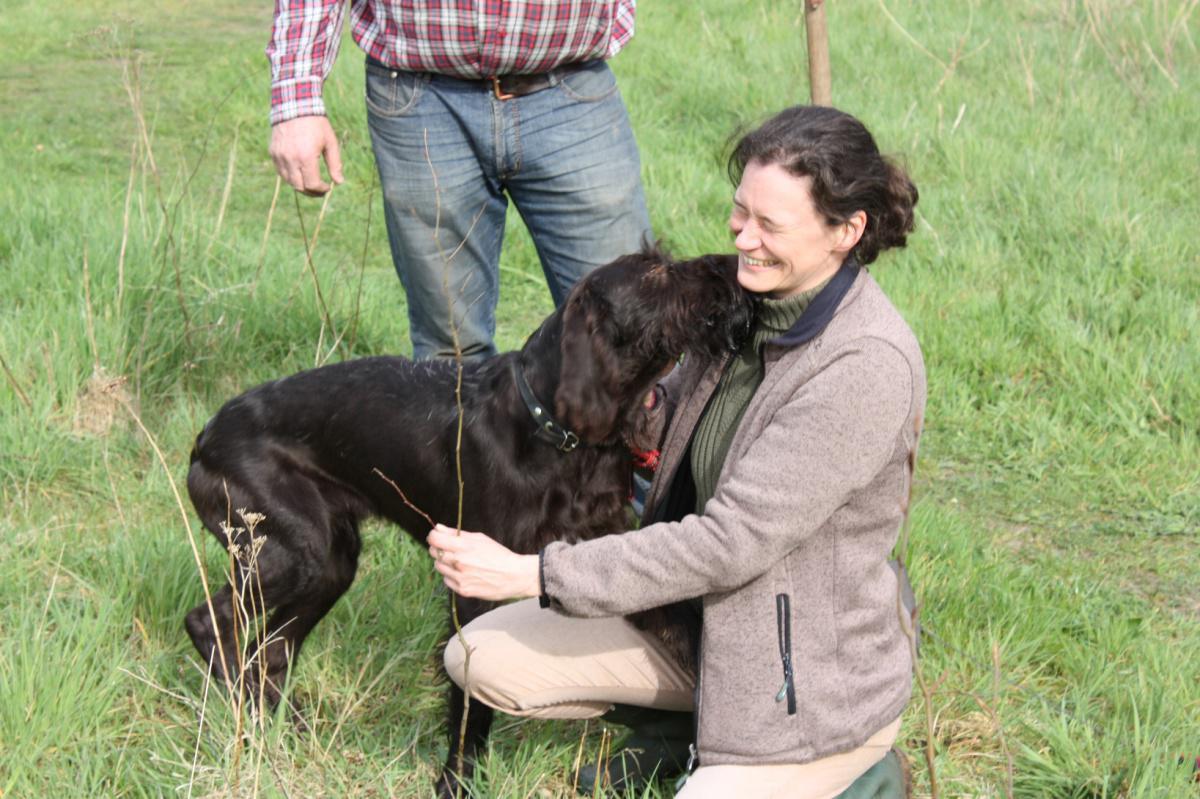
732, 220, 760, 250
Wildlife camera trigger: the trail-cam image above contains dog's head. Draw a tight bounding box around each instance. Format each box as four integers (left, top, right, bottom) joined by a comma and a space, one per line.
551, 248, 754, 445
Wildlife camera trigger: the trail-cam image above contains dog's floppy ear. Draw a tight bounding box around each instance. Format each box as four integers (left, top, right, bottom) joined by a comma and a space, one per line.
554, 289, 622, 444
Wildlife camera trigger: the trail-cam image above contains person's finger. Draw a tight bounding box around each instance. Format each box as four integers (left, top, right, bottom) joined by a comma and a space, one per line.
325, 131, 345, 185
298, 158, 331, 196
429, 524, 470, 550
283, 162, 305, 194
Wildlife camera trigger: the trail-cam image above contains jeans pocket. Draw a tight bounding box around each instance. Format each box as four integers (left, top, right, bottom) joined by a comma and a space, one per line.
555, 60, 619, 102
365, 63, 426, 118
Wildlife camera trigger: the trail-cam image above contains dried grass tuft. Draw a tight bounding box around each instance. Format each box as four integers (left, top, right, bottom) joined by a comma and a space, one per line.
72, 367, 135, 437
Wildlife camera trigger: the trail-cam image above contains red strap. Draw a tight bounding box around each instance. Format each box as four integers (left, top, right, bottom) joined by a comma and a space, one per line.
631, 448, 660, 471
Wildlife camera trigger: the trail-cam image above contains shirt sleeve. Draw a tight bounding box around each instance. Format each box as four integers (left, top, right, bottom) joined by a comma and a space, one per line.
267, 0, 350, 125
541, 338, 915, 616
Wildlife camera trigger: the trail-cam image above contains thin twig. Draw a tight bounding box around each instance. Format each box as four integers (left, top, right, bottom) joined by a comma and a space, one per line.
876, 0, 948, 70
251, 176, 283, 299
292, 191, 342, 366
118, 666, 196, 706
322, 650, 405, 759
82, 244, 100, 372
186, 660, 214, 799
206, 126, 239, 258
0, 352, 33, 410
120, 51, 193, 348
592, 725, 612, 797
348, 170, 376, 352
373, 468, 437, 528
570, 719, 590, 794
223, 485, 246, 793
1015, 33, 1037, 107
1142, 40, 1180, 88
267, 755, 295, 799
102, 441, 128, 527
991, 643, 1016, 799
118, 138, 137, 309
423, 126, 473, 796
111, 381, 233, 697
907, 604, 939, 799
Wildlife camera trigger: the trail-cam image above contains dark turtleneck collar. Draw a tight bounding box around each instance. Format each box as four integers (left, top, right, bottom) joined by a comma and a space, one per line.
768, 256, 861, 348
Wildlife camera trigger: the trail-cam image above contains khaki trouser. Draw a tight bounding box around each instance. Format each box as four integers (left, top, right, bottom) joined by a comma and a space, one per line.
444, 599, 899, 798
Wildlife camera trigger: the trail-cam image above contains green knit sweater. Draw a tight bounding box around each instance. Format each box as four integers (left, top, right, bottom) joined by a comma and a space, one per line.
690, 283, 826, 512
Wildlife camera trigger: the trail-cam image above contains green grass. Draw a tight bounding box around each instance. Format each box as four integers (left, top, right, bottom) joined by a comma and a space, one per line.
2, 0, 1198, 796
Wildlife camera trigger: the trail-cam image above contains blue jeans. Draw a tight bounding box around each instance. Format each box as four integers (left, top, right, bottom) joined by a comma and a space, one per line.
365, 59, 653, 360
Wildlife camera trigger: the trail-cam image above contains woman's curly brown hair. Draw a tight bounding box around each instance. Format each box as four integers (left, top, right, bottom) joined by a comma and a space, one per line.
728, 106, 918, 265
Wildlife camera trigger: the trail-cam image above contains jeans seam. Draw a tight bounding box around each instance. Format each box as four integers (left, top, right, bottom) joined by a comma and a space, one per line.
510, 101, 523, 177
491, 96, 504, 184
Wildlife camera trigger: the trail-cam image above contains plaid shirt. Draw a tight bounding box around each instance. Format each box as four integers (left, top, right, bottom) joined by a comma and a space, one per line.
269, 0, 637, 124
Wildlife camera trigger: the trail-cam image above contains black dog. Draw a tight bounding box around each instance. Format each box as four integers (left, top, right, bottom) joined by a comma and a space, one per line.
184, 250, 752, 795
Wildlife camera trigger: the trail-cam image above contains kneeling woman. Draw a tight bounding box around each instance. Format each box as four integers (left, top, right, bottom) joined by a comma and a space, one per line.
429, 105, 925, 799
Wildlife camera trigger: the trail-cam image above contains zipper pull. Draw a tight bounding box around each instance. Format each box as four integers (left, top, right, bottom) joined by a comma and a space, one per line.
673, 743, 700, 791
775, 651, 793, 702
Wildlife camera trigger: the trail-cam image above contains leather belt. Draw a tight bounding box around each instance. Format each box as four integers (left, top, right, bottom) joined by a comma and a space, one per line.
367, 56, 582, 101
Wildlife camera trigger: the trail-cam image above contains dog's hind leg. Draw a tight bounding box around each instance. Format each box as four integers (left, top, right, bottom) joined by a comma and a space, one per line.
242, 528, 361, 711
185, 452, 364, 713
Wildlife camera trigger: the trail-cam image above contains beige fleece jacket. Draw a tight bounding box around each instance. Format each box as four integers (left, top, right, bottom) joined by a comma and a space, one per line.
542, 267, 926, 766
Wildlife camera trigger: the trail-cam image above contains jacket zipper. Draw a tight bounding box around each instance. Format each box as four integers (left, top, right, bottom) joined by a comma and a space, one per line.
775, 593, 797, 715
674, 633, 703, 792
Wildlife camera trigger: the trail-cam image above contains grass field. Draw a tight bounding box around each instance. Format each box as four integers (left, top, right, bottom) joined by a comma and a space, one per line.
1, 0, 1198, 796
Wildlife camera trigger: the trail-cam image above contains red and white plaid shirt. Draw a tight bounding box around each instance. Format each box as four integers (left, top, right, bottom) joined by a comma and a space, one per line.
269, 0, 637, 124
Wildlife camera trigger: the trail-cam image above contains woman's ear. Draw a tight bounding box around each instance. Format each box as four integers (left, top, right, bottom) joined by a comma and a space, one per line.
837, 210, 867, 253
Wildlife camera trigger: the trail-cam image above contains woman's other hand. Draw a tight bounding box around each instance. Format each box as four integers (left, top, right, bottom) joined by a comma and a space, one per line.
428, 524, 541, 601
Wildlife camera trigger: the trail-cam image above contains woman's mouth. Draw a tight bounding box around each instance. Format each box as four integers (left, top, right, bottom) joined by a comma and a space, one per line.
740, 254, 780, 270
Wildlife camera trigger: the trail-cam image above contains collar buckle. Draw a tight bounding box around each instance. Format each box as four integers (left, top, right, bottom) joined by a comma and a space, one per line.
513, 359, 582, 454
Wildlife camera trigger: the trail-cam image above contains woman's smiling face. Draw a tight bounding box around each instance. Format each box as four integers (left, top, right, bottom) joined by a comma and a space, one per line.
729, 160, 863, 299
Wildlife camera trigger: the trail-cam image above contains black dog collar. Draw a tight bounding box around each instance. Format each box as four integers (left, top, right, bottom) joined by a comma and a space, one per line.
511, 360, 580, 452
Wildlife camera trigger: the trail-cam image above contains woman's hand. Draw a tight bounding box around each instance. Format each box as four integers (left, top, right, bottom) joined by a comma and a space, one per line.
428, 524, 541, 601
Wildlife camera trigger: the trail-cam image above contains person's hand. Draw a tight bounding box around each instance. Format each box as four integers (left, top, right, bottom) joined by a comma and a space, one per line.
428, 524, 541, 601
269, 115, 345, 196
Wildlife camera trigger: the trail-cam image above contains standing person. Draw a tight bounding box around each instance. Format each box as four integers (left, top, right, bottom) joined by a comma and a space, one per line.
268, 1, 653, 360
427, 105, 924, 798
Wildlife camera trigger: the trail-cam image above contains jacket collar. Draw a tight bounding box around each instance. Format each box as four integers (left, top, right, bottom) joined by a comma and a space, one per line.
767, 256, 861, 348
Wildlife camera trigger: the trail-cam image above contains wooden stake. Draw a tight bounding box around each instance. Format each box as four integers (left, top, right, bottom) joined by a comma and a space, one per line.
804, 0, 832, 105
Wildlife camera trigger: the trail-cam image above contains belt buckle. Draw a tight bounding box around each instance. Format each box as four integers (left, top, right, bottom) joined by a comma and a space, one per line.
491, 76, 515, 101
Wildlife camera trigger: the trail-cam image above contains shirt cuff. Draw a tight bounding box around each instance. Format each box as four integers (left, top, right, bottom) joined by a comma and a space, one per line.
270, 77, 327, 125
